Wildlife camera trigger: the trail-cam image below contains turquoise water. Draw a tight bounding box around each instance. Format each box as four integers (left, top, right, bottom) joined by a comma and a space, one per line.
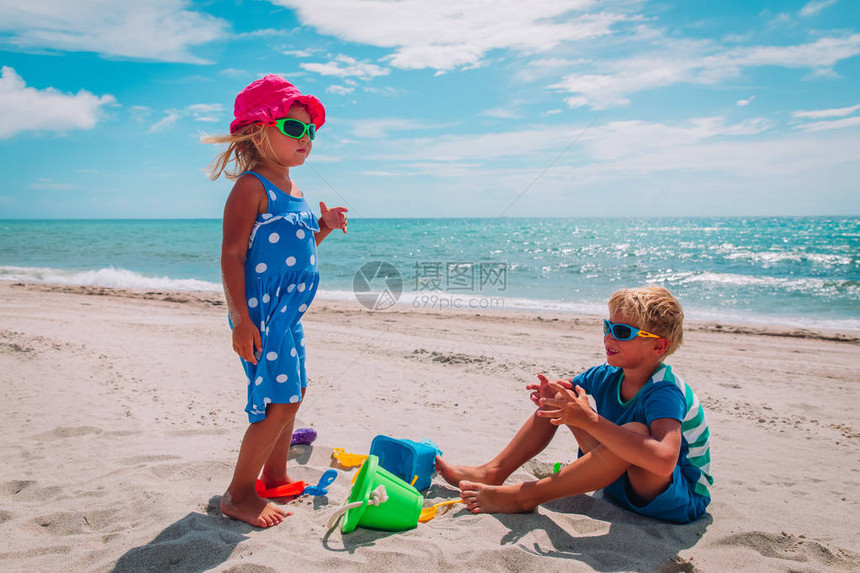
0, 217, 857, 330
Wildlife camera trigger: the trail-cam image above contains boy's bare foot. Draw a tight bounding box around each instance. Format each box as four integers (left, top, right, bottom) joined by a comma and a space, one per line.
220, 490, 290, 527
459, 480, 533, 514
435, 456, 506, 487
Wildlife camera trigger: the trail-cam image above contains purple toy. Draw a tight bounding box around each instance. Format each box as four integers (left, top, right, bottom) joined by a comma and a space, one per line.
291, 427, 317, 446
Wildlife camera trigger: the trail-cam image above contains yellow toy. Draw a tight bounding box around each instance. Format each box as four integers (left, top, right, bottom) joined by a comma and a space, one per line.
332, 447, 368, 469
418, 498, 462, 523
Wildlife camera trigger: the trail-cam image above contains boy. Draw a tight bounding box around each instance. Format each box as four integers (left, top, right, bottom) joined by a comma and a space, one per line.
436, 286, 712, 523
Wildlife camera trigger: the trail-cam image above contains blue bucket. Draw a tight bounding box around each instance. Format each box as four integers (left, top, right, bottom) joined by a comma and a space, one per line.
369, 435, 441, 491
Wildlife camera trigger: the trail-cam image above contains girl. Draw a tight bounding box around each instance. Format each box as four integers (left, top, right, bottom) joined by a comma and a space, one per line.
204, 75, 347, 527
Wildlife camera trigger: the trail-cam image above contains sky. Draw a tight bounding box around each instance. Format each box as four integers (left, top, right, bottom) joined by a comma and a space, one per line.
0, 0, 858, 219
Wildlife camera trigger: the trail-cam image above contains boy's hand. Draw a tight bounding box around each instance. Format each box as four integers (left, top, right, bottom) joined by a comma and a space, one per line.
536, 382, 598, 428
320, 201, 348, 233
526, 374, 572, 407
232, 318, 262, 365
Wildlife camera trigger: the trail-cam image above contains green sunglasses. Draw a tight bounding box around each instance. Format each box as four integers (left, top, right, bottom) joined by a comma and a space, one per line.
264, 118, 317, 140
603, 319, 661, 341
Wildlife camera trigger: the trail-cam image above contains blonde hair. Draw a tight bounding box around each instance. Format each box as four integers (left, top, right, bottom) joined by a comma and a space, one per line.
203, 101, 311, 180
608, 286, 684, 360
201, 124, 274, 181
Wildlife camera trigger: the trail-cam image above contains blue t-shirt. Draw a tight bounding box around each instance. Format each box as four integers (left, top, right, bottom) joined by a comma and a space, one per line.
575, 364, 685, 427
574, 363, 713, 498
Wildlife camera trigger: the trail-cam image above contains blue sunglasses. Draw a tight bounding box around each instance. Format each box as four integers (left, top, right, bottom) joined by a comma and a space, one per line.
603, 319, 661, 341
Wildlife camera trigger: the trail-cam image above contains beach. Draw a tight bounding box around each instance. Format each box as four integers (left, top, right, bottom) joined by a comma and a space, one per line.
0, 281, 858, 572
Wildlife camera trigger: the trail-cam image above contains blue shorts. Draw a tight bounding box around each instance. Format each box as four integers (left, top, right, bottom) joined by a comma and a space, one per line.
603, 464, 709, 524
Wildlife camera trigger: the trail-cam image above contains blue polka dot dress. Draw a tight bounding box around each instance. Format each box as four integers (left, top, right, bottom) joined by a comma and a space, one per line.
236, 171, 319, 423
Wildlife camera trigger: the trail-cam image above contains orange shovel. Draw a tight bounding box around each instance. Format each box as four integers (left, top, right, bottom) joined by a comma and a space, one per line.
255, 479, 306, 498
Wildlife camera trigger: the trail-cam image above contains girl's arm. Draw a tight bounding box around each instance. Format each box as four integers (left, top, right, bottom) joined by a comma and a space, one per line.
315, 201, 348, 245
314, 218, 333, 246
221, 176, 266, 364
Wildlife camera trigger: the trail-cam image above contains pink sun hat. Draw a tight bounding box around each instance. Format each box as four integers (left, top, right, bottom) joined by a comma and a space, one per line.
229, 74, 326, 134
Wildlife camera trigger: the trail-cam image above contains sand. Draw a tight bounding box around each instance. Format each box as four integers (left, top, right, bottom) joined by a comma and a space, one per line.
0, 281, 858, 572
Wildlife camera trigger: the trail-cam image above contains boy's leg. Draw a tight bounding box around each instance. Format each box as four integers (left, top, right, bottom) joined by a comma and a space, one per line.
260, 388, 306, 487
460, 422, 655, 514
626, 459, 675, 505
221, 402, 301, 527
567, 426, 600, 453
437, 409, 560, 486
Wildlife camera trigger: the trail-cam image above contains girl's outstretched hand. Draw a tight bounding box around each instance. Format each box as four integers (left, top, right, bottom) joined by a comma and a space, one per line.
320, 201, 348, 233
232, 318, 262, 365
526, 374, 573, 407
536, 382, 598, 428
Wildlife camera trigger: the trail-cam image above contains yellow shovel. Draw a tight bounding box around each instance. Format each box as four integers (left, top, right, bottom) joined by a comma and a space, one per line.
333, 448, 369, 469
418, 498, 462, 523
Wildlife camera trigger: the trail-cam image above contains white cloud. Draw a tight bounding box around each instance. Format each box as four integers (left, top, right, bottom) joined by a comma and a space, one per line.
581, 118, 774, 165
220, 68, 249, 79
317, 112, 860, 216
326, 85, 355, 95
552, 34, 860, 109
373, 127, 577, 162
481, 107, 520, 119
762, 11, 794, 29
0, 66, 115, 138
792, 104, 860, 119
148, 103, 224, 133
283, 49, 315, 58
735, 35, 860, 69
29, 178, 81, 191
235, 28, 287, 39
0, 0, 227, 63
514, 57, 591, 83
129, 105, 152, 123
350, 118, 438, 138
186, 104, 222, 114
301, 55, 389, 80
723, 33, 754, 43
268, 0, 629, 71
185, 103, 223, 122
359, 116, 799, 178
149, 110, 183, 133
589, 127, 856, 180
737, 96, 755, 106
800, 0, 838, 18
305, 154, 340, 163
433, 125, 858, 213
363, 86, 402, 97
794, 116, 860, 132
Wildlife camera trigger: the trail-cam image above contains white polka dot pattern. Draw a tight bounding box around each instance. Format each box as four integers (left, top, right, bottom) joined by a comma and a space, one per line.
239, 171, 320, 424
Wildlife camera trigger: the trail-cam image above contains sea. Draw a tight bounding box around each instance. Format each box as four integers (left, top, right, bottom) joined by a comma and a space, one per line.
0, 217, 857, 331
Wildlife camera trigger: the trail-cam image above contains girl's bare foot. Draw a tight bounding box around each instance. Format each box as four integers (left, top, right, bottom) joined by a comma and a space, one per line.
435, 456, 506, 487
259, 469, 296, 490
220, 490, 290, 527
459, 480, 534, 514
